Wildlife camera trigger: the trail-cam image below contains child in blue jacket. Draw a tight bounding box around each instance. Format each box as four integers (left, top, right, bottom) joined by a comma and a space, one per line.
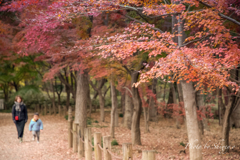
29, 112, 43, 143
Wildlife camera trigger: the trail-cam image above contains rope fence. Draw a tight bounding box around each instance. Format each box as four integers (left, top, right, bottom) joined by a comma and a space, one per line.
107, 148, 122, 159
35, 104, 68, 117
80, 137, 84, 143
98, 143, 104, 151
67, 108, 156, 160
89, 140, 94, 148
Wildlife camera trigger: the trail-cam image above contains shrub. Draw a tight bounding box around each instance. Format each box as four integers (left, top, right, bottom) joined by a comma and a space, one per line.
105, 98, 112, 107
180, 142, 185, 147
87, 117, 92, 125
111, 139, 119, 146
64, 115, 74, 121
0, 109, 11, 113
119, 113, 123, 117
91, 99, 99, 108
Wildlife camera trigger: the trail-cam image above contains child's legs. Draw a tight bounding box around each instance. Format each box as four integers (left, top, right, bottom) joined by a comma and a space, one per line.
32, 131, 37, 138
32, 131, 40, 141
36, 131, 40, 141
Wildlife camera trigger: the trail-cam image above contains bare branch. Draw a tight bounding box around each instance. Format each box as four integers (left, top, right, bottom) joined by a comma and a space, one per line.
122, 14, 164, 33
123, 65, 131, 74
104, 86, 110, 98
122, 86, 133, 96
181, 34, 212, 47
89, 80, 98, 91
230, 77, 240, 84
219, 13, 240, 26
198, 0, 240, 26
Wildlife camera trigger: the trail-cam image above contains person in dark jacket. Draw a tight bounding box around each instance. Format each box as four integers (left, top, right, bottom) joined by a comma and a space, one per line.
12, 95, 28, 143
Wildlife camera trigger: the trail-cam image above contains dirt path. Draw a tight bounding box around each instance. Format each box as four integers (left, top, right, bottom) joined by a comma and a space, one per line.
1, 112, 240, 160
0, 113, 78, 160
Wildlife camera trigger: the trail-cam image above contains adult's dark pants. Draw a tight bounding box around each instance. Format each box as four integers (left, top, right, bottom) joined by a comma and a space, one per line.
15, 120, 25, 138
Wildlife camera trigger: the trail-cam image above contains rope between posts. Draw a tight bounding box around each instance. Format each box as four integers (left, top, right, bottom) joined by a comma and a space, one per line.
106, 148, 122, 159
98, 143, 104, 151
80, 138, 84, 143
88, 140, 94, 148
70, 129, 77, 136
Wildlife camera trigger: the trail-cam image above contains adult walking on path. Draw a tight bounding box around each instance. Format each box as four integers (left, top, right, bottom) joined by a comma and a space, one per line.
0, 113, 79, 160
12, 95, 28, 143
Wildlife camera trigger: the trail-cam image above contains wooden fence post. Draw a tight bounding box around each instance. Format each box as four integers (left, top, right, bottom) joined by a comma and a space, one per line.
142, 150, 156, 160
78, 126, 85, 158
84, 128, 92, 160
103, 136, 111, 160
68, 107, 73, 148
148, 150, 155, 160
123, 143, 132, 160
94, 132, 102, 160
73, 122, 78, 153
142, 151, 148, 160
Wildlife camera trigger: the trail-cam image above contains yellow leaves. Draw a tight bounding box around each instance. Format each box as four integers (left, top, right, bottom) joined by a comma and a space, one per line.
58, 14, 61, 17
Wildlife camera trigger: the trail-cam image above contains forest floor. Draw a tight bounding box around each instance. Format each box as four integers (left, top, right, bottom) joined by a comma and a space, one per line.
0, 112, 240, 160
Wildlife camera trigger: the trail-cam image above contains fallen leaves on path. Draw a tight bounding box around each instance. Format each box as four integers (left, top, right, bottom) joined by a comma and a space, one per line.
0, 112, 240, 160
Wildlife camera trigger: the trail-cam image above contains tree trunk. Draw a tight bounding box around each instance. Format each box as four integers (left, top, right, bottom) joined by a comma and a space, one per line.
218, 88, 225, 126
181, 81, 202, 160
70, 72, 76, 101
222, 96, 234, 153
195, 91, 204, 135
177, 11, 202, 159
124, 89, 133, 129
110, 81, 117, 138
170, 83, 180, 129
66, 85, 70, 116
88, 91, 92, 118
162, 79, 167, 103
75, 70, 89, 125
90, 79, 106, 122
115, 106, 119, 127
149, 78, 157, 121
229, 68, 240, 128
230, 102, 240, 128
3, 85, 8, 109
74, 70, 90, 155
57, 94, 61, 115
99, 89, 105, 122
177, 83, 185, 125
167, 84, 174, 105
50, 80, 56, 115
164, 82, 174, 118
121, 91, 125, 124
177, 84, 183, 102
143, 107, 149, 133
131, 71, 142, 145
13, 81, 18, 92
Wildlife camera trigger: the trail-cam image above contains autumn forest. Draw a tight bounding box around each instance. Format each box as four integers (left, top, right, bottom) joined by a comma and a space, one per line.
0, 0, 240, 160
